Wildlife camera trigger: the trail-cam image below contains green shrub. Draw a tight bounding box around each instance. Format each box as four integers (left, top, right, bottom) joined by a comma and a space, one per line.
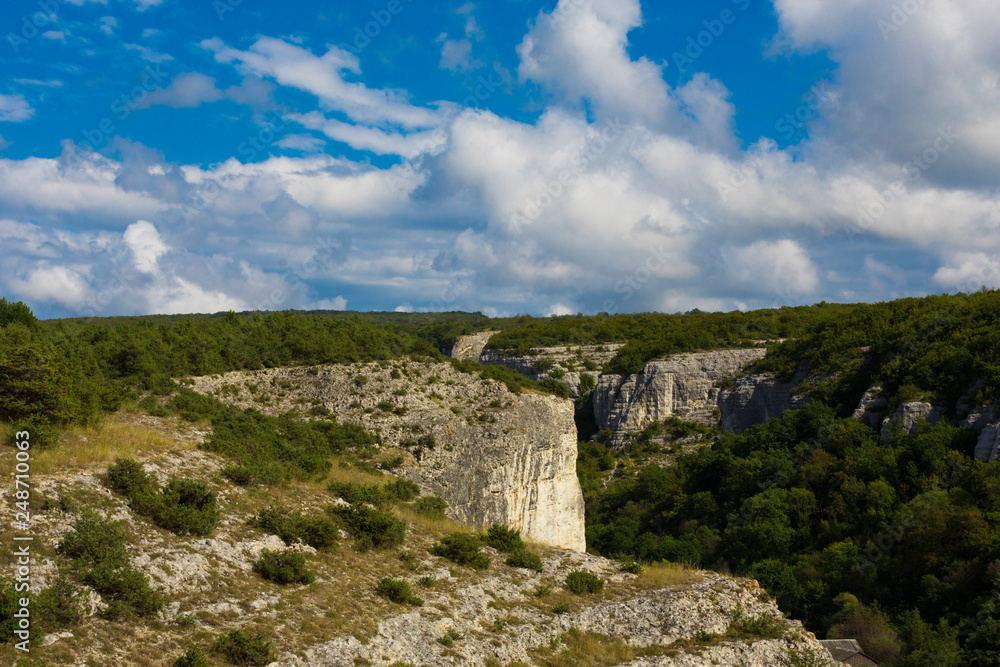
376, 576, 423, 606
565, 571, 604, 594
34, 577, 83, 631
173, 647, 210, 667
215, 629, 273, 666
380, 455, 405, 471
505, 548, 543, 572
432, 533, 491, 570
57, 510, 128, 567
552, 602, 571, 614
727, 606, 786, 640
153, 479, 220, 536
617, 557, 644, 575
385, 478, 420, 502
253, 549, 315, 585
83, 562, 162, 619
413, 495, 448, 519
330, 505, 406, 550
101, 457, 157, 497
221, 465, 254, 486
483, 524, 525, 553
328, 481, 391, 508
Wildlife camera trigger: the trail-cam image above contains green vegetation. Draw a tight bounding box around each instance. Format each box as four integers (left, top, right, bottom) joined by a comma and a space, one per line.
173, 648, 211, 667
565, 571, 604, 595
432, 533, 491, 570
482, 524, 526, 552
102, 458, 220, 536
252, 506, 339, 549
215, 629, 273, 666
56, 510, 162, 620
207, 411, 382, 485
375, 576, 423, 606
413, 495, 448, 519
328, 505, 407, 551
253, 549, 315, 585
505, 548, 544, 572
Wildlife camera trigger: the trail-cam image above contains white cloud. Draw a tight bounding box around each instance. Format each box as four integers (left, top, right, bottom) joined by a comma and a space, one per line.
129, 0, 164, 10
123, 220, 167, 273
99, 16, 117, 36
13, 79, 63, 88
275, 134, 326, 153
142, 72, 223, 108
9, 265, 91, 309
722, 240, 820, 297
124, 43, 174, 63
316, 296, 348, 311
42, 31, 68, 42
202, 36, 449, 130
933, 252, 1000, 292
0, 94, 33, 123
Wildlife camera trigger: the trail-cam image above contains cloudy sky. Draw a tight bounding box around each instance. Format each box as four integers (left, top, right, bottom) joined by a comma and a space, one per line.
1, 0, 999, 318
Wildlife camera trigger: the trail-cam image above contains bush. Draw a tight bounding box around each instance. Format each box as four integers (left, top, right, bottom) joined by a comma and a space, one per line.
34, 577, 83, 631
101, 458, 157, 497
565, 571, 604, 594
173, 648, 210, 667
505, 548, 543, 572
153, 479, 220, 536
83, 562, 163, 620
215, 629, 273, 667
413, 495, 448, 519
253, 549, 315, 585
385, 478, 420, 502
432, 533, 491, 570
727, 606, 786, 640
376, 576, 423, 606
57, 510, 128, 568
330, 505, 406, 551
483, 524, 525, 553
328, 481, 391, 509
552, 602, 571, 614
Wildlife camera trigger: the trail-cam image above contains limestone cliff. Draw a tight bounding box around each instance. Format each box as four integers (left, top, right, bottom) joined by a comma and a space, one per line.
449, 331, 499, 360
189, 361, 586, 551
592, 349, 768, 441
718, 373, 809, 434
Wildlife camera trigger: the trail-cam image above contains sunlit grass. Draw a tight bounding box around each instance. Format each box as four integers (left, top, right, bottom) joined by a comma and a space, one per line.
18, 412, 193, 475
637, 560, 703, 589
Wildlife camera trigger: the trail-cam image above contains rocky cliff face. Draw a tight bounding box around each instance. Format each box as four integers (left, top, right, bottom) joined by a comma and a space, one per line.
592, 349, 768, 441
189, 361, 586, 551
718, 373, 809, 434
449, 331, 499, 360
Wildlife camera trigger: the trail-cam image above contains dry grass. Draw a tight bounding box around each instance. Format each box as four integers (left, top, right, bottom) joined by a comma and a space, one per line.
636, 560, 703, 589
529, 628, 671, 666
22, 411, 194, 475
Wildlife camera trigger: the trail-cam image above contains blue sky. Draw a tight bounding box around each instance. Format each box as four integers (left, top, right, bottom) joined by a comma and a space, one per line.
1, 0, 999, 318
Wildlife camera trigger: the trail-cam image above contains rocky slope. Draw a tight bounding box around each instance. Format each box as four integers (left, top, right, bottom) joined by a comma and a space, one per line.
0, 412, 838, 667
187, 360, 585, 552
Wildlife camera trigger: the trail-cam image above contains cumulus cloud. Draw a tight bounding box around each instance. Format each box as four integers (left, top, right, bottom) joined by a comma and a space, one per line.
723, 240, 820, 297
123, 220, 168, 273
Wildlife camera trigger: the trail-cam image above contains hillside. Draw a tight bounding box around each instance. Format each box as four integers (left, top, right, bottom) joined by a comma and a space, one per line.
0, 410, 834, 666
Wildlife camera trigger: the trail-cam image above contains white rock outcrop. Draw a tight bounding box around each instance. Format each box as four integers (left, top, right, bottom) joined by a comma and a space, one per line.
975, 424, 1000, 462
593, 349, 769, 440
880, 401, 943, 439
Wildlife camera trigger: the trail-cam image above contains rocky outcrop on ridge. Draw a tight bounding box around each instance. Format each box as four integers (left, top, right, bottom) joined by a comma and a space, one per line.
477, 343, 625, 399
592, 350, 768, 442
188, 360, 586, 551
